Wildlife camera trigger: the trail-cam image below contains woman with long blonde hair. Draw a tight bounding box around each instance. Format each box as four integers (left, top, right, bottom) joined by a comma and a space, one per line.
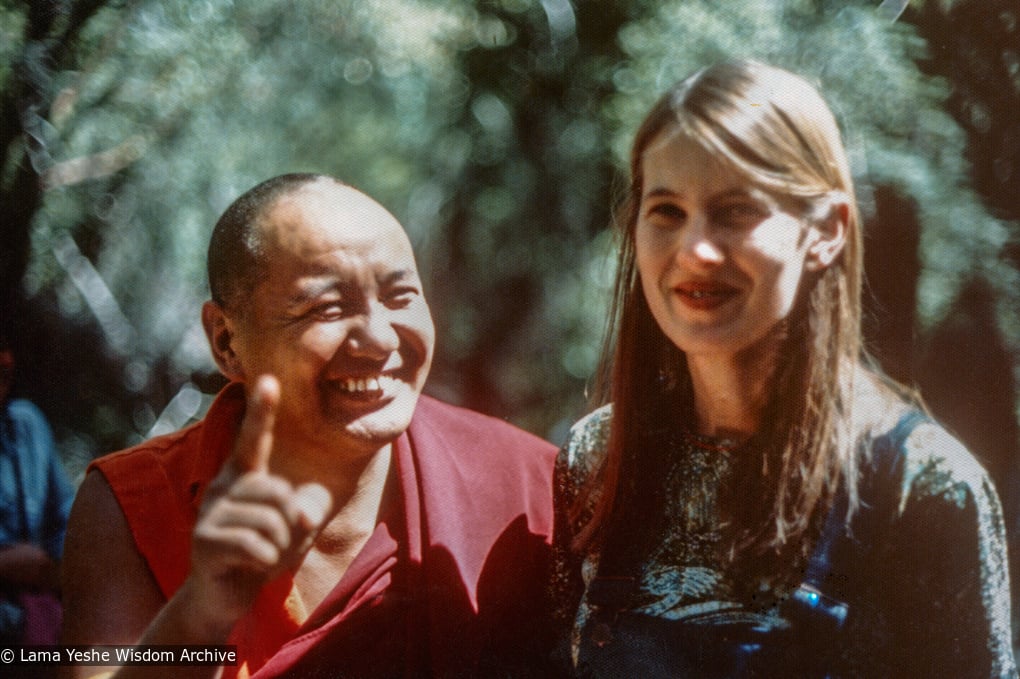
551, 60, 1015, 677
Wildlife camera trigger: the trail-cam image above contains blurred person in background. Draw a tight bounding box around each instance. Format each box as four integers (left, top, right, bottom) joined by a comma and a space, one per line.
0, 331, 75, 656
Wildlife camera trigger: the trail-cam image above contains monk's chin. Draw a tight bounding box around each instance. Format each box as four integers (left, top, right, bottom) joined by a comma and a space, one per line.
326, 391, 421, 448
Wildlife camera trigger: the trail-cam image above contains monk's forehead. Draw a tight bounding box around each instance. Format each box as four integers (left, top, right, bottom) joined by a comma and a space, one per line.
261, 181, 414, 261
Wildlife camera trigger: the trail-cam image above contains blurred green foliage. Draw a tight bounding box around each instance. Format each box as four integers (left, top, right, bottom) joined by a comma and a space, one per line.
1, 0, 1018, 488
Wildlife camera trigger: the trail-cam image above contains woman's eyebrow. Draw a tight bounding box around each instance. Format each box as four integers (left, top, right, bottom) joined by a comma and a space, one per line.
643, 186, 682, 200
710, 187, 760, 201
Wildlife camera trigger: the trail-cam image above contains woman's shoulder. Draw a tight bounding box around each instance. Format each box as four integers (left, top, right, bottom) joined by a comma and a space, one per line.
559, 405, 612, 470
861, 398, 999, 516
855, 373, 997, 514
554, 404, 613, 506
895, 417, 998, 514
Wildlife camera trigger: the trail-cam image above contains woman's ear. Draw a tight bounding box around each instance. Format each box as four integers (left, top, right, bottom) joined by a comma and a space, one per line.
806, 192, 849, 271
201, 301, 246, 381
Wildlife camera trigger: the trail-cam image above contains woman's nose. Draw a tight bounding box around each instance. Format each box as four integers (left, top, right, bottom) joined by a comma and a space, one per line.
678, 215, 724, 266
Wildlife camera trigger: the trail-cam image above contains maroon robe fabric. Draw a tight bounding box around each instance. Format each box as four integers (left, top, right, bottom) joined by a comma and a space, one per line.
92, 384, 557, 678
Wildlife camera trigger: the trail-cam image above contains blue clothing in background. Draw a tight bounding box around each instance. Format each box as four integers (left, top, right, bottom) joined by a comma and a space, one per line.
0, 399, 74, 559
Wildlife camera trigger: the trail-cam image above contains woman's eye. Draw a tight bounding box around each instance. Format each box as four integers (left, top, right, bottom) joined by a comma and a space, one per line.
646, 203, 687, 222
715, 203, 766, 225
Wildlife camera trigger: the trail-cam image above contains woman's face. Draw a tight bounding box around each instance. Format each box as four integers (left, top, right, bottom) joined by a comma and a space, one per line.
635, 130, 834, 360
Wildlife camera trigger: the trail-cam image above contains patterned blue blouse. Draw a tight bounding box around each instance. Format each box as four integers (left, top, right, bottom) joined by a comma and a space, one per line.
551, 404, 1017, 677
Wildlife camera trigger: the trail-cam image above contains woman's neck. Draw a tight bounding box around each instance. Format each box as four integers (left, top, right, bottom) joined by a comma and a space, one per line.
685, 340, 780, 441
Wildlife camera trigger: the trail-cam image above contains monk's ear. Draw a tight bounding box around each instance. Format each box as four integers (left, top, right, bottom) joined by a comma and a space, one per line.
202, 301, 245, 382
806, 191, 849, 271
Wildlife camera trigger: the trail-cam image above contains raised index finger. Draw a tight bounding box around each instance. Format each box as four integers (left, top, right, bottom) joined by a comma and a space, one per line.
231, 375, 280, 473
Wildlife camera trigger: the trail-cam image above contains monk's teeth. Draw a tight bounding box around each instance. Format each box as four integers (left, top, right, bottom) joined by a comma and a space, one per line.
338, 375, 394, 393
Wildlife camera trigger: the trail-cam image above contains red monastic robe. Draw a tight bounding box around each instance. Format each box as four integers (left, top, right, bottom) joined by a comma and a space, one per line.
92, 383, 556, 677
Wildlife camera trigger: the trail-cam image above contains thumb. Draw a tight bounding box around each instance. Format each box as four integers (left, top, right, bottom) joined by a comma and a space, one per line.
232, 375, 280, 473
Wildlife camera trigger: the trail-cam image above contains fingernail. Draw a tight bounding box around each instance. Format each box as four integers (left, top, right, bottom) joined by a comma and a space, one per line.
296, 485, 332, 528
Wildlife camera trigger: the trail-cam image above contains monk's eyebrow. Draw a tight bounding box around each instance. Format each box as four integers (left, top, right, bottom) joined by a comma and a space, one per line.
286, 278, 346, 305
284, 268, 419, 305
379, 269, 418, 286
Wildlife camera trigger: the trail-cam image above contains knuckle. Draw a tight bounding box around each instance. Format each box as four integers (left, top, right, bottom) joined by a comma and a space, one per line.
229, 471, 292, 501
238, 531, 279, 566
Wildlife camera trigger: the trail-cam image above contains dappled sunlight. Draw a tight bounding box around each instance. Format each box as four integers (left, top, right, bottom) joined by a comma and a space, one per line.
0, 1, 1016, 519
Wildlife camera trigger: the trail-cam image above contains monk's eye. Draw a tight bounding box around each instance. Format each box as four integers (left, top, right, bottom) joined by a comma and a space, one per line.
382, 287, 419, 310
308, 300, 346, 320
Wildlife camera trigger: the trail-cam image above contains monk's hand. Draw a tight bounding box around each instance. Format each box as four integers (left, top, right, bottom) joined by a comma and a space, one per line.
187, 375, 333, 629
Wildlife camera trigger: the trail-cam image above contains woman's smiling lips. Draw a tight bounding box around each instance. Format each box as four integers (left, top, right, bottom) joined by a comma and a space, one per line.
673, 280, 741, 311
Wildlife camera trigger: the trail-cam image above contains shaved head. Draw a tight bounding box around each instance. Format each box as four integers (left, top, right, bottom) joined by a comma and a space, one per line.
207, 173, 349, 311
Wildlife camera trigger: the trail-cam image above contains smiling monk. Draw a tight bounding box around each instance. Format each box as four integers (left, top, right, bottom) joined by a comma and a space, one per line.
60, 174, 556, 679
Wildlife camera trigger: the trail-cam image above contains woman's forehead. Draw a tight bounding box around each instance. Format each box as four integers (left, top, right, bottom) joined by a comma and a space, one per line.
641, 129, 747, 191
640, 125, 809, 211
